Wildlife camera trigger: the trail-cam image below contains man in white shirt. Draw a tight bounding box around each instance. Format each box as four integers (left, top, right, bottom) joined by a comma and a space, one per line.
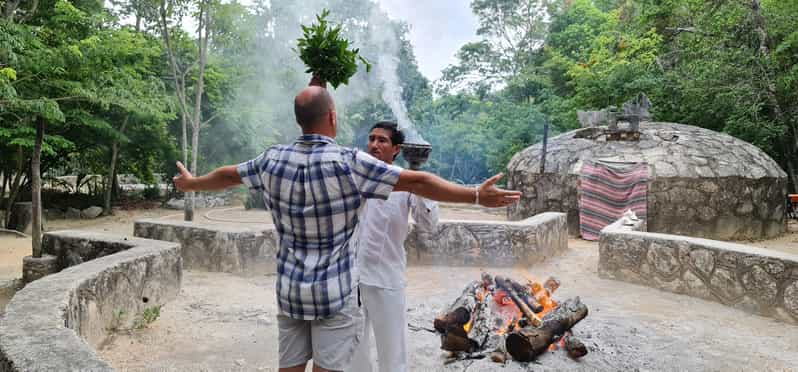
351, 122, 438, 372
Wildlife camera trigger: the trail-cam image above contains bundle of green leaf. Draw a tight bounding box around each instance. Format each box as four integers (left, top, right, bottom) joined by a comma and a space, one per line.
296, 9, 371, 89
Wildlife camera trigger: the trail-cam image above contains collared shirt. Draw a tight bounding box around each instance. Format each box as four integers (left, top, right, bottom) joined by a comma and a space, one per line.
356, 190, 438, 290
237, 134, 401, 320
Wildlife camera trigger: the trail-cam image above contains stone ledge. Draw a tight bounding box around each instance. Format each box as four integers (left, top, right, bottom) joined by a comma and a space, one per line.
0, 231, 181, 372
134, 219, 278, 274
406, 212, 569, 266
135, 213, 569, 269
599, 220, 798, 324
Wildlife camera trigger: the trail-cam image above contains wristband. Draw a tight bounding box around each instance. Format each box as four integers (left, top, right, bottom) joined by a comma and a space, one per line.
474, 186, 480, 205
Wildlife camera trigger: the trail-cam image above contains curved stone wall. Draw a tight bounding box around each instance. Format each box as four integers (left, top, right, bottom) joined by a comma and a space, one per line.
0, 231, 181, 371
599, 219, 798, 324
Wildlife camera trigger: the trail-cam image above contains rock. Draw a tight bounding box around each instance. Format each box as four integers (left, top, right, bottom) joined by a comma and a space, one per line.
741, 265, 777, 305
66, 207, 82, 219
646, 242, 680, 278
784, 280, 798, 319
710, 268, 745, 303
688, 248, 715, 277
81, 206, 103, 219
44, 208, 65, 220
166, 198, 184, 210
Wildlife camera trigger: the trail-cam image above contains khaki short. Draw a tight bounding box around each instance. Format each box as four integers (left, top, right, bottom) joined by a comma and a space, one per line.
277, 294, 363, 371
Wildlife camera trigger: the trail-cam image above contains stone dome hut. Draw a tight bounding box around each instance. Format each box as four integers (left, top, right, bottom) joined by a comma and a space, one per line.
506, 122, 787, 240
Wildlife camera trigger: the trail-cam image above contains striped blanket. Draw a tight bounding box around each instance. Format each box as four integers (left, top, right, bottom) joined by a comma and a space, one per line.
579, 161, 649, 240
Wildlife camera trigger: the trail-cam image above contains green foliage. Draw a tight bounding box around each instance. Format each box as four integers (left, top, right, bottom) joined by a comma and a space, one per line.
133, 305, 161, 329
295, 9, 371, 88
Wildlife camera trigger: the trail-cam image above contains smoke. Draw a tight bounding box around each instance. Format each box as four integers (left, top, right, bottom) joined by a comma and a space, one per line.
367, 4, 428, 145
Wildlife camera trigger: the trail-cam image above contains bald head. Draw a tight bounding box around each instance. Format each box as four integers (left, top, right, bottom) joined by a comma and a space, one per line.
294, 86, 334, 129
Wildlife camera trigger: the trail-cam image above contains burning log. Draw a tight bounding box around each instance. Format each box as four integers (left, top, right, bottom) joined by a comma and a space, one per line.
440, 326, 477, 352
434, 280, 480, 333
494, 276, 542, 327
565, 337, 588, 359
505, 297, 589, 362
509, 279, 543, 313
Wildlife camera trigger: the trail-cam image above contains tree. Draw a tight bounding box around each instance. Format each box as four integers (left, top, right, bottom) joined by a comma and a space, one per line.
439, 0, 555, 94
154, 0, 216, 221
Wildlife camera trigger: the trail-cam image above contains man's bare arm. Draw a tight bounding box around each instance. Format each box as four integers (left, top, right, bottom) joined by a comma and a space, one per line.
173, 161, 242, 192
394, 170, 521, 208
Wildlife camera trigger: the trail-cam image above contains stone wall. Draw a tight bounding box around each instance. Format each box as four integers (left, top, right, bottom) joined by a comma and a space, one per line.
406, 212, 568, 266
134, 219, 278, 274
508, 173, 786, 240
507, 173, 580, 235
599, 219, 798, 324
0, 231, 181, 371
648, 177, 786, 240
136, 213, 568, 269
506, 122, 788, 240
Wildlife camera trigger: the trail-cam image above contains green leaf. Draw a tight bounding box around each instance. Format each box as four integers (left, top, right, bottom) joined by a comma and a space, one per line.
295, 9, 371, 88
0, 68, 17, 81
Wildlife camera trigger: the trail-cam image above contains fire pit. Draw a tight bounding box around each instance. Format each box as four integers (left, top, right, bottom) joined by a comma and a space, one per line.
401, 142, 432, 170
433, 273, 588, 365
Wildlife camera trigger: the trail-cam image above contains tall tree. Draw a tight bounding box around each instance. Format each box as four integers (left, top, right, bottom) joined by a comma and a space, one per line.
155, 0, 216, 221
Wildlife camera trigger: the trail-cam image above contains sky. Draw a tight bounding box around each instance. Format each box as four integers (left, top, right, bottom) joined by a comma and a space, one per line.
125, 0, 480, 82
375, 0, 479, 81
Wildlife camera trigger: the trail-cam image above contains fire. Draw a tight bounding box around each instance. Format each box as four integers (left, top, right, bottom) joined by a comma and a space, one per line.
548, 331, 571, 352
463, 318, 473, 333
529, 280, 559, 317
464, 288, 489, 334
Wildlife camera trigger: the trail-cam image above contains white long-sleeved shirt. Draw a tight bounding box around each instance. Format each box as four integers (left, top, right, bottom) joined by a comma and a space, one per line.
356, 191, 438, 290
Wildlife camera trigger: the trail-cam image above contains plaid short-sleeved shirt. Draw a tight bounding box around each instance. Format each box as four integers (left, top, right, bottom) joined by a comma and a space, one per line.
237, 134, 401, 320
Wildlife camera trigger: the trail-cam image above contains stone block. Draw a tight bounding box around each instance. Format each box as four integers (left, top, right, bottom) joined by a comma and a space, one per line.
406, 213, 567, 266
741, 265, 778, 306
22, 254, 59, 284
647, 241, 680, 279
134, 219, 277, 274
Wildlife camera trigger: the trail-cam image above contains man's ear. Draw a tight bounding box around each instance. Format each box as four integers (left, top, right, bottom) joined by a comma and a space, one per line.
392, 144, 401, 159
330, 110, 337, 133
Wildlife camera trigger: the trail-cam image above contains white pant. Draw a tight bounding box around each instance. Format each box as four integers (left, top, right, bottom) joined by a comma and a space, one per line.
350, 284, 407, 372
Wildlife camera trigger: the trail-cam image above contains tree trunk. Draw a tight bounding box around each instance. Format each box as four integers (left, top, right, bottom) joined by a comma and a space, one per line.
1, 169, 8, 224
4, 147, 25, 229
104, 115, 129, 216
3, 0, 20, 21
31, 117, 44, 258
186, 1, 211, 222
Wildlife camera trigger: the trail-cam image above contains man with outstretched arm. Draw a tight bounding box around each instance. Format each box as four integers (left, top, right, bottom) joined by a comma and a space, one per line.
172, 85, 520, 372
350, 121, 438, 372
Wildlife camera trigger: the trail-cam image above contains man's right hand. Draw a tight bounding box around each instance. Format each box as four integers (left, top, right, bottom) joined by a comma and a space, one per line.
477, 173, 521, 208
173, 161, 194, 192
